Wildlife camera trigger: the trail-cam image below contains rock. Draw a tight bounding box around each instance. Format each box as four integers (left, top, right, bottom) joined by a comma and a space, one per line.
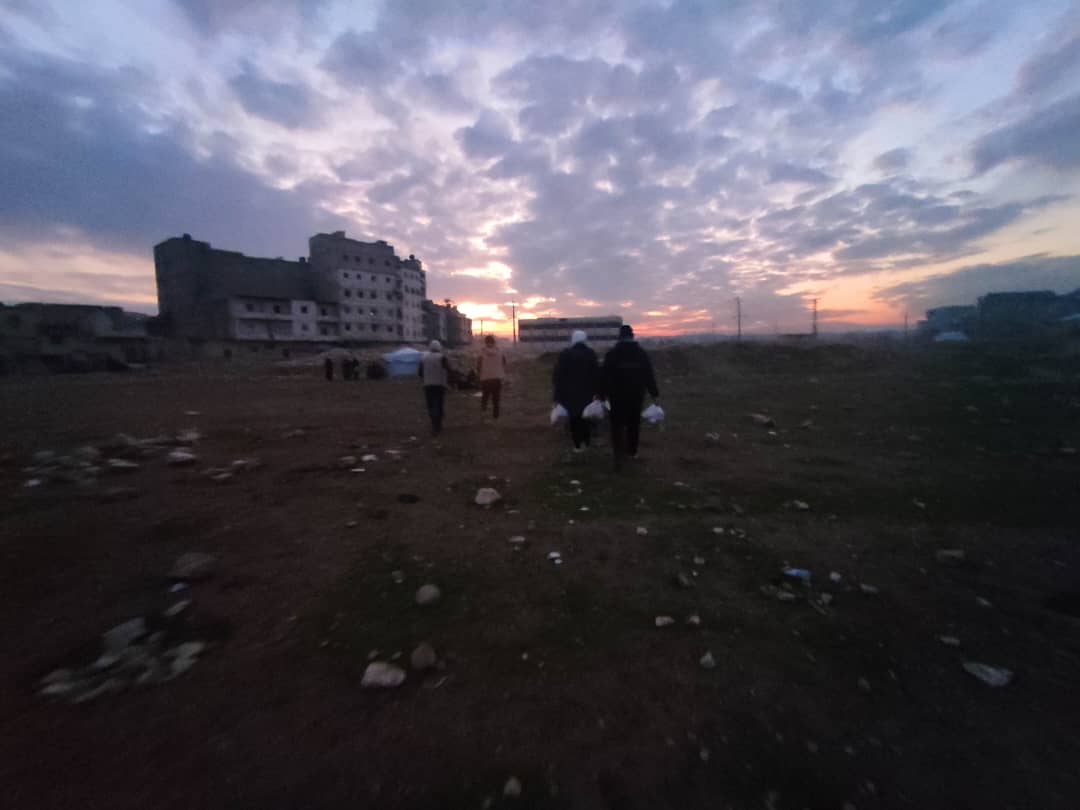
776, 590, 797, 602
636, 526, 649, 536
105, 458, 140, 473
410, 642, 437, 671
655, 615, 675, 627
976, 596, 993, 608
175, 428, 202, 444
686, 614, 701, 626
963, 661, 1013, 687
699, 651, 716, 670
362, 661, 407, 688
857, 677, 872, 694
475, 487, 502, 507
339, 455, 358, 467
819, 593, 834, 606
415, 584, 442, 606
935, 549, 966, 564
170, 641, 206, 659
391, 570, 405, 584
673, 572, 693, 589
345, 520, 358, 528
361, 453, 378, 462
103, 618, 147, 652
547, 551, 562, 561
693, 556, 705, 566
170, 551, 218, 581
788, 499, 810, 511
829, 571, 842, 583
507, 535, 526, 547
166, 449, 198, 466
231, 457, 260, 471
750, 413, 775, 427
939, 635, 961, 647
859, 583, 879, 595
503, 777, 522, 798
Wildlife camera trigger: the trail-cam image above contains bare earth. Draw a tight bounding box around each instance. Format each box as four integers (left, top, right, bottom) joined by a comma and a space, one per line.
1, 343, 1078, 810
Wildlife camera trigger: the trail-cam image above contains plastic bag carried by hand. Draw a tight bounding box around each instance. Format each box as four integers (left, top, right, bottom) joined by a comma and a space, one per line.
550, 404, 569, 426
642, 403, 665, 424
582, 400, 606, 422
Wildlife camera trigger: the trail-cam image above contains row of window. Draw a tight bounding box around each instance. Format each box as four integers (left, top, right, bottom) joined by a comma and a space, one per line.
343, 289, 398, 300
342, 271, 395, 283
341, 254, 393, 267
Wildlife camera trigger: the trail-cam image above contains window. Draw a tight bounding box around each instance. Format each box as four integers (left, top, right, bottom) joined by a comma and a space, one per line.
320, 307, 328, 316
370, 274, 375, 280
345, 324, 352, 331
300, 305, 308, 314
368, 258, 374, 265
384, 260, 390, 266
245, 303, 253, 312
301, 324, 309, 332
370, 308, 376, 316
320, 326, 328, 336
273, 304, 281, 314
342, 254, 349, 261
344, 306, 350, 314
344, 290, 351, 297
386, 325, 393, 332
343, 272, 349, 279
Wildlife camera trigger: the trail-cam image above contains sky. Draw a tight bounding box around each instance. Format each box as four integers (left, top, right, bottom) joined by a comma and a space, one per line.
1, 0, 1079, 336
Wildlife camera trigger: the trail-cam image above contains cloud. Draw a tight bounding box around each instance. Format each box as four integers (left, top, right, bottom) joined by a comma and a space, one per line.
228, 60, 325, 129
0, 45, 345, 261
875, 254, 1080, 314
972, 93, 1080, 173
873, 148, 912, 173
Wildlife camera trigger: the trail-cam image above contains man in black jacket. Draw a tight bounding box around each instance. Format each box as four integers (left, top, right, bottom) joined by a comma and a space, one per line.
553, 330, 601, 451
602, 324, 659, 469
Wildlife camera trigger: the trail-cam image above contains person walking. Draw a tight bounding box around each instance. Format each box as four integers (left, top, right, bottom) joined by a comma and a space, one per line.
553, 330, 601, 451
323, 356, 334, 381
419, 340, 451, 436
477, 334, 507, 419
602, 324, 659, 470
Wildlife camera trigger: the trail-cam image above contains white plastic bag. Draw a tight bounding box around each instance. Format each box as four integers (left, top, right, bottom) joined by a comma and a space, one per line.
642, 403, 665, 425
582, 400, 605, 422
550, 404, 569, 426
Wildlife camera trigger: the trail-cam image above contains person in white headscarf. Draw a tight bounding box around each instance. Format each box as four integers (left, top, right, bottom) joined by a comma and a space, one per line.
553, 330, 601, 451
419, 340, 451, 435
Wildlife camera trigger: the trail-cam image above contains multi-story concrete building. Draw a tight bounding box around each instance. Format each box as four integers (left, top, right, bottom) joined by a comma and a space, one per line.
518, 315, 623, 352
422, 300, 473, 346
155, 231, 435, 345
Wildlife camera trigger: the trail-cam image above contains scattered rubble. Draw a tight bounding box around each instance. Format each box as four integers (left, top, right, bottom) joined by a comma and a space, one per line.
166, 449, 198, 466
750, 413, 776, 427
636, 526, 649, 536
654, 616, 675, 627
686, 614, 701, 626
699, 651, 716, 670
939, 635, 961, 647
503, 777, 522, 798
935, 549, 966, 564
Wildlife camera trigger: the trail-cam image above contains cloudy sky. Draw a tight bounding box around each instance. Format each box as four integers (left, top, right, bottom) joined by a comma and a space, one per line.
2, 0, 1079, 335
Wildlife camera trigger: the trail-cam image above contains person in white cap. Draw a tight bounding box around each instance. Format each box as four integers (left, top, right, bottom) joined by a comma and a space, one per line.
553, 329, 601, 451
418, 340, 451, 435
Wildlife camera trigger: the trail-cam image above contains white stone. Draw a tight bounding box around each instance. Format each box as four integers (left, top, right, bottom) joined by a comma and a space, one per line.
410, 642, 437, 671
361, 454, 378, 462
655, 616, 675, 627
362, 661, 406, 688
103, 617, 147, 652
475, 487, 502, 506
636, 526, 649, 535
963, 661, 1013, 687
686, 614, 701, 626
415, 584, 441, 606
508, 535, 526, 546
699, 651, 716, 669
503, 777, 522, 798
939, 635, 961, 647
166, 449, 198, 466
170, 552, 218, 581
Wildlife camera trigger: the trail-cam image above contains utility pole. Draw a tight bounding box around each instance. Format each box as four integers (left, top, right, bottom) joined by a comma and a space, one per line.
479, 318, 484, 338
812, 298, 819, 338
736, 297, 742, 342
511, 300, 518, 345
904, 311, 909, 340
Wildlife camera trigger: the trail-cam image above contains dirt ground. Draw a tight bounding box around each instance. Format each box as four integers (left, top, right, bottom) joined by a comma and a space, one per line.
2, 342, 1079, 810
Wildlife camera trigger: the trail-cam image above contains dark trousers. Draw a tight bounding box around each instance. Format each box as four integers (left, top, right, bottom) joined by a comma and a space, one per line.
480, 379, 502, 418
424, 385, 446, 434
568, 415, 592, 448
609, 395, 644, 464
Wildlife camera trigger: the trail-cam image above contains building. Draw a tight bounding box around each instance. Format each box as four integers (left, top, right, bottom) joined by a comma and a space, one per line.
155, 234, 329, 342
421, 300, 473, 347
919, 305, 976, 338
307, 231, 427, 343
0, 302, 152, 373
518, 316, 623, 352
155, 231, 433, 345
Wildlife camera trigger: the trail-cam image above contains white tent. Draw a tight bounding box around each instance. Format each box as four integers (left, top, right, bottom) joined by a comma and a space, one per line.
382, 346, 424, 377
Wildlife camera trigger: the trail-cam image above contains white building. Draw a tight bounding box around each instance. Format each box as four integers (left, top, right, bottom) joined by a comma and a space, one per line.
518, 316, 623, 352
